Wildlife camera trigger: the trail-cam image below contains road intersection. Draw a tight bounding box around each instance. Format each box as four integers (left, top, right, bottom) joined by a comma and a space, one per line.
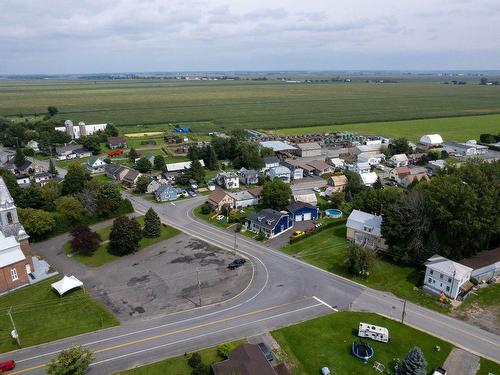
1, 193, 498, 374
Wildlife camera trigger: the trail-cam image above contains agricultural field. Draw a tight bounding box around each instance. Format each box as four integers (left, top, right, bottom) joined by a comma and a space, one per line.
267, 114, 500, 142
1, 79, 500, 133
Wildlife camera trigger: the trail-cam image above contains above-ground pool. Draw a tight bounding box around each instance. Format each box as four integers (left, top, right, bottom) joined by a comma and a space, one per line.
352, 340, 374, 363
325, 209, 343, 218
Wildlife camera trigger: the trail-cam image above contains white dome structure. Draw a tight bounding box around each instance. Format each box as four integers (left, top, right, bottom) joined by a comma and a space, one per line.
420, 134, 443, 146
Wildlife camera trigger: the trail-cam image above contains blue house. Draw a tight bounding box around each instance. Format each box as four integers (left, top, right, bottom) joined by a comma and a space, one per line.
246, 209, 293, 238
154, 184, 179, 202
287, 201, 319, 222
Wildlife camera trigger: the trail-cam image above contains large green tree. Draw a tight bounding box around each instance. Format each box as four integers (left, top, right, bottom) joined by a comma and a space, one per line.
14, 148, 26, 168
134, 176, 150, 194
95, 182, 122, 216
352, 186, 403, 215
55, 195, 86, 223
40, 181, 62, 211
143, 208, 161, 238
261, 179, 292, 210
18, 208, 56, 238
62, 163, 90, 195
46, 345, 94, 375
128, 147, 138, 163
189, 159, 205, 182
345, 245, 375, 278
389, 137, 411, 155
135, 157, 152, 173
17, 182, 44, 209
109, 216, 143, 255
153, 154, 166, 171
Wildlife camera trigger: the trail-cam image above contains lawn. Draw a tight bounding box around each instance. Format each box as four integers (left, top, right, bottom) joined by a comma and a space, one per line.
458, 283, 500, 313
194, 205, 231, 229
2, 79, 500, 132
55, 156, 91, 168
478, 357, 500, 375
0, 276, 118, 352
64, 216, 180, 267
115, 339, 246, 375
268, 114, 500, 142
271, 312, 453, 375
282, 223, 450, 312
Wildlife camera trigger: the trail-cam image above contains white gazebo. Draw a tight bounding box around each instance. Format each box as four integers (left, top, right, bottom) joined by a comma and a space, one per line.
51, 275, 84, 296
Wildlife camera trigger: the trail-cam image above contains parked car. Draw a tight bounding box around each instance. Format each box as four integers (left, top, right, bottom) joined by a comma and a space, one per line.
258, 342, 274, 361
313, 187, 321, 193
432, 368, 447, 375
290, 230, 305, 239
0, 360, 15, 372
188, 190, 197, 197
216, 215, 225, 221
227, 259, 246, 270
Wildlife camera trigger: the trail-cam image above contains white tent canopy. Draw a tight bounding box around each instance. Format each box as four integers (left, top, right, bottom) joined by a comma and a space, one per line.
51, 275, 83, 296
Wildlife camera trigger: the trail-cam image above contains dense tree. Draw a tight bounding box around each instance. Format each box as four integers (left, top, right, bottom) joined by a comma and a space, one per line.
189, 159, 205, 182
47, 106, 59, 117
261, 179, 292, 210
23, 147, 35, 157
233, 142, 264, 169
79, 134, 101, 155
135, 176, 150, 194
70, 225, 101, 255
479, 77, 488, 85
388, 137, 411, 155
260, 146, 275, 158
17, 182, 44, 209
188, 145, 200, 161
109, 216, 142, 255
345, 245, 375, 278
18, 208, 56, 238
14, 148, 26, 168
373, 177, 383, 190
104, 123, 119, 137
76, 187, 98, 216
135, 157, 152, 173
143, 208, 161, 238
480, 133, 500, 144
46, 345, 94, 375
55, 195, 86, 223
153, 155, 165, 171
95, 182, 122, 216
128, 147, 138, 163
205, 145, 218, 170
344, 170, 364, 196
396, 347, 427, 375
48, 158, 58, 176
352, 187, 403, 215
62, 163, 90, 195
0, 168, 21, 200
40, 181, 62, 211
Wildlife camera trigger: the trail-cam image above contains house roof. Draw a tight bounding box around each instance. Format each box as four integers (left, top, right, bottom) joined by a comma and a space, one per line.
306, 160, 330, 171
212, 344, 279, 375
356, 144, 383, 153
0, 231, 26, 268
56, 144, 80, 154
247, 208, 287, 230
287, 201, 317, 213
329, 157, 345, 165
240, 169, 259, 178
228, 190, 255, 201
155, 183, 177, 196
356, 162, 371, 170
329, 175, 348, 186
262, 156, 280, 165
74, 147, 91, 155
123, 169, 140, 182
87, 155, 102, 166
360, 172, 378, 185
425, 254, 473, 278
248, 185, 263, 197
269, 165, 291, 175
346, 209, 382, 236
260, 141, 297, 152
420, 134, 443, 145
393, 166, 410, 176
107, 136, 125, 146
460, 247, 500, 270
166, 159, 205, 172
295, 142, 321, 151
105, 163, 122, 175
391, 153, 408, 162
208, 188, 232, 204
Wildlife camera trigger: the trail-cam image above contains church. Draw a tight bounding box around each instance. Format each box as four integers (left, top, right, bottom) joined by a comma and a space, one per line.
0, 177, 34, 292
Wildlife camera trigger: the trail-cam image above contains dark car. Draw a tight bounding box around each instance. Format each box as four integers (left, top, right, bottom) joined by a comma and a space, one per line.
228, 258, 247, 270
0, 360, 15, 372
258, 342, 274, 361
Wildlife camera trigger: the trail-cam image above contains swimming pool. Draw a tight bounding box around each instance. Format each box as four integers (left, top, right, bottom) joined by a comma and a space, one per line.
325, 209, 343, 218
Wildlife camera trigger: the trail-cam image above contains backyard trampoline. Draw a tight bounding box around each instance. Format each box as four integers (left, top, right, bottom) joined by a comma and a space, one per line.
352, 339, 374, 363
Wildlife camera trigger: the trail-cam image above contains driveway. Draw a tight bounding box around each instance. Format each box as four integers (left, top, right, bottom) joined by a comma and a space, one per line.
32, 223, 252, 322
265, 221, 315, 250
442, 348, 480, 375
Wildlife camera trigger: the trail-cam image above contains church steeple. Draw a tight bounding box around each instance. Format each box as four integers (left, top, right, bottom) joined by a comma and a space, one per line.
0, 177, 28, 240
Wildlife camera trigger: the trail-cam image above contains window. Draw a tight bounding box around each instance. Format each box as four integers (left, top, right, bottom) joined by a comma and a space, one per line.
429, 270, 433, 275
446, 286, 450, 292
448, 277, 452, 283
6, 212, 13, 224
440, 274, 443, 279
428, 277, 432, 283
10, 268, 18, 281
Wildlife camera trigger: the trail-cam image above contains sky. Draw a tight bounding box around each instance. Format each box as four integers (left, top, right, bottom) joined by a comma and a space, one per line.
1, 0, 500, 74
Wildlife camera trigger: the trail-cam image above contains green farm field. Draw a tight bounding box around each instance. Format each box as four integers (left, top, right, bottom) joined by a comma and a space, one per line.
1, 80, 500, 133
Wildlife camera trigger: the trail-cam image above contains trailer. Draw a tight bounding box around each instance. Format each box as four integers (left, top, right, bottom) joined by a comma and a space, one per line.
358, 322, 389, 343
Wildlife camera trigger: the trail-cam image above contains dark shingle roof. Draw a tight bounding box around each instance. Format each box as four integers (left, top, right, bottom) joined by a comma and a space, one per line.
287, 201, 316, 213
212, 344, 277, 375
247, 208, 286, 230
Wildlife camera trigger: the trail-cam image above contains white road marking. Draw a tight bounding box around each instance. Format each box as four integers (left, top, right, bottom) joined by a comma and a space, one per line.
313, 296, 338, 311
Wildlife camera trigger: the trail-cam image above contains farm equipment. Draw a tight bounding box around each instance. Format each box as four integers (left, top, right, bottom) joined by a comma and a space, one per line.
107, 148, 124, 157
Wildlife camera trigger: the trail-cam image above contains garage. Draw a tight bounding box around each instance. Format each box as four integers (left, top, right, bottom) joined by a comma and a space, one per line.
295, 214, 303, 222
288, 201, 319, 223
303, 212, 312, 221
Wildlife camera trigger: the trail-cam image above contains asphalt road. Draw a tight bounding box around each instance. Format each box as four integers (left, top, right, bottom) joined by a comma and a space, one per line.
1, 194, 499, 374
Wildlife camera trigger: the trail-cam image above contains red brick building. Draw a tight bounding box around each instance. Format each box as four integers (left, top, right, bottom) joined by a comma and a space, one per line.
0, 177, 34, 293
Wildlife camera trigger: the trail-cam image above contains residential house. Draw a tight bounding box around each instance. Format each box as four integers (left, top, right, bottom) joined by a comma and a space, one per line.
354, 162, 371, 174
216, 172, 240, 189
246, 209, 293, 238
401, 170, 429, 187
294, 142, 322, 157
389, 166, 411, 184
239, 168, 260, 185
26, 140, 39, 152
16, 174, 30, 186
268, 165, 291, 183
357, 153, 385, 166
154, 184, 179, 202
0, 150, 14, 164
292, 189, 317, 206
389, 154, 409, 167
346, 209, 386, 250
327, 175, 348, 192
359, 172, 378, 187
212, 344, 291, 375
423, 255, 473, 300
122, 169, 141, 187
0, 177, 34, 292
32, 172, 53, 186
207, 188, 235, 211
328, 157, 345, 169
107, 136, 127, 149
305, 160, 334, 176
281, 161, 304, 180
248, 186, 263, 205
55, 144, 80, 160
73, 147, 92, 158
165, 160, 205, 173
420, 134, 443, 148
146, 179, 161, 194
105, 164, 123, 180
287, 201, 319, 222
86, 156, 106, 174
460, 247, 500, 283
262, 156, 280, 171
426, 159, 446, 176
3, 159, 33, 175
228, 190, 259, 208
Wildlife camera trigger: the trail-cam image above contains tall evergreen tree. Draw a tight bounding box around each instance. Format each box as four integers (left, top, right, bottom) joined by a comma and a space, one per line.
128, 147, 138, 163
109, 216, 142, 255
143, 208, 161, 237
14, 148, 26, 168
153, 155, 166, 171
205, 145, 218, 170
189, 159, 205, 182
396, 346, 427, 375
48, 158, 58, 176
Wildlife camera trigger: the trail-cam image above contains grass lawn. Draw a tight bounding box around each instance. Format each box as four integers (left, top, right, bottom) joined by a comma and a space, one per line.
0, 277, 118, 352
271, 312, 453, 375
64, 216, 180, 267
194, 205, 231, 229
282, 224, 449, 313
55, 156, 91, 168
458, 283, 500, 313
478, 357, 500, 375
115, 339, 246, 375
268, 114, 500, 142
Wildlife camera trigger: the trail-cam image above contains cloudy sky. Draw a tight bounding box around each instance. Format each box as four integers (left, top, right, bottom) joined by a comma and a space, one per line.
1, 0, 499, 74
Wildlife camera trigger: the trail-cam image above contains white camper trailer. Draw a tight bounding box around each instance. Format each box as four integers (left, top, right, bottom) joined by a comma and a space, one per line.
358, 322, 389, 343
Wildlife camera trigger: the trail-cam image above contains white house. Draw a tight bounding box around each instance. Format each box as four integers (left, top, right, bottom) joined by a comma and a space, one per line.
86, 156, 106, 174
423, 255, 473, 300
216, 172, 240, 189
346, 210, 386, 250
268, 165, 291, 183
166, 159, 205, 173
228, 190, 259, 208
146, 180, 161, 194
357, 153, 385, 166
354, 162, 371, 174
420, 134, 443, 148
389, 154, 409, 167
262, 156, 280, 171
328, 157, 345, 169
359, 172, 378, 187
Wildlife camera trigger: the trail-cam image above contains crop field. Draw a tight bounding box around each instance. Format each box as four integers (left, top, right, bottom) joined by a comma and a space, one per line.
267, 114, 500, 141
1, 79, 500, 133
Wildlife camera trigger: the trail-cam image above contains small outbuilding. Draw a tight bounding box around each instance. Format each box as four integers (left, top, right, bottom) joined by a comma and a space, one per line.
420, 134, 443, 147
287, 201, 319, 222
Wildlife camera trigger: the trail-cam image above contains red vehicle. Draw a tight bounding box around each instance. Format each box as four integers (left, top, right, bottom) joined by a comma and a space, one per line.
0, 360, 15, 372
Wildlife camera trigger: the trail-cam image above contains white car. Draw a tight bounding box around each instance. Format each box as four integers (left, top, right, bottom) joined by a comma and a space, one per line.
216, 215, 225, 221
313, 187, 321, 193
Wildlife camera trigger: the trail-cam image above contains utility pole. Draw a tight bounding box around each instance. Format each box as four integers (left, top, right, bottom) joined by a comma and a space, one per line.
7, 307, 21, 347
401, 300, 407, 324
196, 269, 202, 307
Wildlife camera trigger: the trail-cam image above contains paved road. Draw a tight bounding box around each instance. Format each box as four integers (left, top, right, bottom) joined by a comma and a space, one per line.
1, 194, 499, 374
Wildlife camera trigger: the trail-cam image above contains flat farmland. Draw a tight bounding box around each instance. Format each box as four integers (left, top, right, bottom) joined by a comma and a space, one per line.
1, 80, 500, 132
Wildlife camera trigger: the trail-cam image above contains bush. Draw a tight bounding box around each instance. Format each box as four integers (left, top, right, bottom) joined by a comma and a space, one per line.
345, 244, 376, 279
217, 343, 232, 359
235, 223, 242, 232
201, 202, 213, 215
187, 352, 202, 368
